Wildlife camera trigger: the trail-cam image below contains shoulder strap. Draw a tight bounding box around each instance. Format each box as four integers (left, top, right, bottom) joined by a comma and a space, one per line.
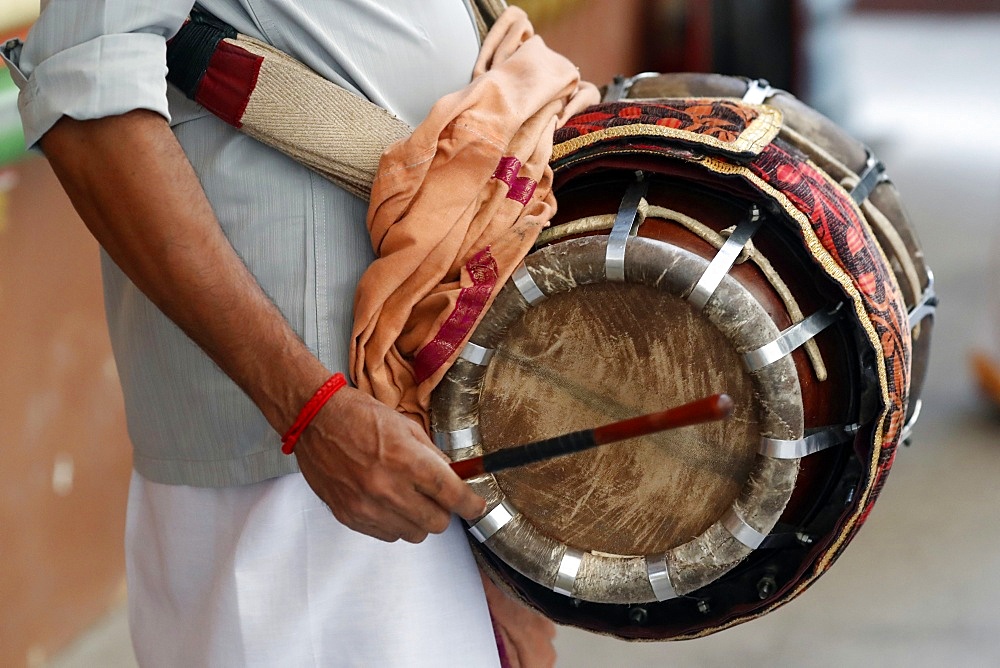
167, 10, 411, 199
166, 4, 510, 198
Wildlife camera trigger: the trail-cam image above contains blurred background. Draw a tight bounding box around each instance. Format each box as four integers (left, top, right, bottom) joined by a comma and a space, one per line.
2, 0, 999, 666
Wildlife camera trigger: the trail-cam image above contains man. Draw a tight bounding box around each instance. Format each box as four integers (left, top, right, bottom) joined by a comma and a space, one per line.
7, 1, 555, 665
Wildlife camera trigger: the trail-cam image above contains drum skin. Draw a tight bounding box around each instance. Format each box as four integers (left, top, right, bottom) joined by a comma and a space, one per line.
430, 73, 935, 640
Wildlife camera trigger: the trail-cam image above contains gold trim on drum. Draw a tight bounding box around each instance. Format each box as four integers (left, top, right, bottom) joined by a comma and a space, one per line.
550, 107, 783, 163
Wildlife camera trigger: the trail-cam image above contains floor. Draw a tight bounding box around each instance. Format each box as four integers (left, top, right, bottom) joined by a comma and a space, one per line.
49, 11, 1000, 668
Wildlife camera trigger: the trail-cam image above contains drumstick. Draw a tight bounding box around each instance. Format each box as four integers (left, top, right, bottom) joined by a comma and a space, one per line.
449, 393, 734, 480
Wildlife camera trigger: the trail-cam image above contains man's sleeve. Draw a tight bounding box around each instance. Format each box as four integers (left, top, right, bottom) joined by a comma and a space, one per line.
10, 0, 196, 148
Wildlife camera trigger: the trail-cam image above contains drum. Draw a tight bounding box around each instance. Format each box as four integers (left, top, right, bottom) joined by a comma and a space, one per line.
430, 73, 936, 640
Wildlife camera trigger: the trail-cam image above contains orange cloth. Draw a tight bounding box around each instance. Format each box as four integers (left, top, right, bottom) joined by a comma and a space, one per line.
351, 7, 599, 427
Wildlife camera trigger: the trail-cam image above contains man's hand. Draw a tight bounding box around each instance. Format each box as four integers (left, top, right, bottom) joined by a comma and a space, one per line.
295, 386, 485, 543
481, 572, 557, 668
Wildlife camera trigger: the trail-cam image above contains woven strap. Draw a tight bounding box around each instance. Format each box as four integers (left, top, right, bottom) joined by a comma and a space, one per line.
166, 2, 508, 199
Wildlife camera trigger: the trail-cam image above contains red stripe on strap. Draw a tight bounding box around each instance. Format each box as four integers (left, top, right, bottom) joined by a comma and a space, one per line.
194, 40, 262, 128
492, 156, 537, 205
412, 248, 498, 383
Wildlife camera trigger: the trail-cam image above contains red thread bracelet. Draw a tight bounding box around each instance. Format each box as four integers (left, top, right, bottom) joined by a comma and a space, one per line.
280, 373, 348, 455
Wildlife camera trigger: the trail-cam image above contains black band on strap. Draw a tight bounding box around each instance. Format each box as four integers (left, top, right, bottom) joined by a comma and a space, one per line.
166, 9, 238, 100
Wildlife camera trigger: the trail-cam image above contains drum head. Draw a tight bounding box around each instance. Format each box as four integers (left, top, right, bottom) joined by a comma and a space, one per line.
481, 280, 760, 557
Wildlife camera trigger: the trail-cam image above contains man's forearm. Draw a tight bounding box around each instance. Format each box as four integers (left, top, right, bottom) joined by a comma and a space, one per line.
39, 109, 327, 432
40, 109, 488, 543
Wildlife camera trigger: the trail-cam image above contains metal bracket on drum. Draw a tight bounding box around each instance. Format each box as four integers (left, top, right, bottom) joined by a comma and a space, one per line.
688, 205, 764, 311
459, 340, 495, 367
602, 71, 660, 102
605, 173, 650, 282
742, 78, 777, 105
512, 262, 548, 306
432, 425, 481, 452
900, 398, 923, 444
553, 546, 585, 596
722, 508, 768, 550
908, 269, 938, 329
759, 423, 860, 459
744, 304, 843, 372
645, 556, 678, 601
468, 500, 517, 543
850, 149, 890, 205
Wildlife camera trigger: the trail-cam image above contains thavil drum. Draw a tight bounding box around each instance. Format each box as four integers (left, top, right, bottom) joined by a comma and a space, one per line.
431, 73, 935, 640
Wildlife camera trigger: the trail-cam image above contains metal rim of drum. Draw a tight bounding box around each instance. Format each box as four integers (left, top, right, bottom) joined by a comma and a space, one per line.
434, 233, 804, 605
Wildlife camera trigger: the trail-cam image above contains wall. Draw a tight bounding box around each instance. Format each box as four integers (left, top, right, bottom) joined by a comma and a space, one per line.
528, 0, 648, 86
0, 154, 133, 667
1, 8, 133, 668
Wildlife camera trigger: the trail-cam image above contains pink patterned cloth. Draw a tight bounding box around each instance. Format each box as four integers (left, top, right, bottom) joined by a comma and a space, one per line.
351, 7, 599, 427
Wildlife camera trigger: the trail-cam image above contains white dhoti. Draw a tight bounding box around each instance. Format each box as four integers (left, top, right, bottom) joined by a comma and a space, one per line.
125, 471, 501, 667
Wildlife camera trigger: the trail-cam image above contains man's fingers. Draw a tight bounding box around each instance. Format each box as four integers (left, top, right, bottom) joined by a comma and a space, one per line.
414, 460, 487, 521
349, 510, 432, 544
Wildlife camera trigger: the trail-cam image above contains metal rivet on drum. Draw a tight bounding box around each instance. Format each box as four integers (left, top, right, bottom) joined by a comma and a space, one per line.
627, 606, 649, 625
696, 599, 711, 615
756, 575, 777, 600
688, 205, 763, 311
